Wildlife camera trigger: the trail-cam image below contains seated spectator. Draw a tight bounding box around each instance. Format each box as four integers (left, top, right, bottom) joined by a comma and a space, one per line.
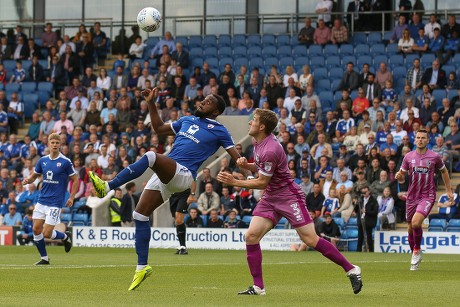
352, 88, 369, 119
335, 110, 355, 143
398, 29, 414, 54
197, 182, 220, 215
306, 183, 325, 217
424, 13, 440, 39
391, 120, 408, 146
128, 35, 146, 60
298, 17, 315, 47
17, 207, 33, 245
313, 19, 331, 46
370, 170, 390, 198
400, 98, 420, 123
206, 209, 224, 228
441, 15, 460, 39
380, 134, 398, 156
375, 62, 393, 89
406, 59, 423, 92
428, 28, 445, 56
330, 18, 348, 45
338, 62, 359, 93
185, 208, 203, 228
390, 15, 409, 43
343, 126, 360, 152
9, 60, 25, 84
319, 213, 341, 247
310, 134, 332, 160
320, 188, 340, 217
362, 73, 381, 105
429, 190, 459, 221
219, 187, 233, 215
376, 186, 395, 229
318, 169, 336, 198
299, 174, 313, 197
2, 204, 21, 226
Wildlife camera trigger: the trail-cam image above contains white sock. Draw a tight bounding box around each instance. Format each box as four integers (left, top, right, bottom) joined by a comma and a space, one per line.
136, 265, 147, 271
105, 182, 110, 193
41, 256, 49, 261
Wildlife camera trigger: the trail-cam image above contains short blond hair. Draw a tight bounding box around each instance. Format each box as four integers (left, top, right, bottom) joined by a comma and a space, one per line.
49, 133, 61, 141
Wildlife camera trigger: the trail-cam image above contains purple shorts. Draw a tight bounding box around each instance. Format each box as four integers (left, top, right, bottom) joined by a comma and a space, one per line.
253, 195, 312, 228
406, 200, 435, 223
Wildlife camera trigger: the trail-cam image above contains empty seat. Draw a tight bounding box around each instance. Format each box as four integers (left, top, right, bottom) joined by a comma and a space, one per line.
357, 55, 373, 68
370, 43, 386, 56
261, 34, 276, 46
264, 57, 279, 68
447, 219, 460, 232
202, 35, 217, 47
249, 57, 264, 69
389, 54, 404, 67
354, 44, 370, 56
218, 57, 233, 70
428, 218, 447, 232
61, 213, 72, 225
189, 47, 203, 58
339, 44, 354, 56
275, 217, 288, 229
292, 45, 307, 57
233, 57, 249, 69
279, 57, 294, 68
373, 55, 388, 65
367, 32, 382, 44
188, 35, 203, 48
342, 55, 357, 66
233, 46, 247, 57
319, 91, 334, 108
333, 217, 346, 230
247, 46, 262, 59
276, 34, 291, 46
72, 213, 89, 226
5, 83, 20, 93
175, 36, 188, 48
203, 47, 218, 57
232, 34, 246, 47
218, 34, 231, 47
247, 34, 261, 47
313, 67, 328, 80
308, 45, 323, 57
218, 46, 233, 58
310, 56, 325, 68
385, 44, 399, 55
326, 56, 341, 69
262, 45, 277, 58
278, 45, 292, 58
205, 57, 218, 69
346, 217, 358, 229
323, 44, 338, 56
317, 79, 331, 92
294, 56, 309, 67
21, 82, 37, 93
145, 37, 159, 46
351, 32, 367, 45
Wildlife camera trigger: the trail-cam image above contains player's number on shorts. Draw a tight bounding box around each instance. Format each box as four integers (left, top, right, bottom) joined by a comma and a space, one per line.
49, 208, 60, 222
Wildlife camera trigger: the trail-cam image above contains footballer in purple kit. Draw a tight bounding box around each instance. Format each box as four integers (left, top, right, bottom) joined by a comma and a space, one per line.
395, 128, 453, 271
217, 109, 362, 296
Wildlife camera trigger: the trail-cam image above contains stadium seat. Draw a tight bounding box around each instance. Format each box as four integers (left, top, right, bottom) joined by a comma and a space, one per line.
317, 80, 331, 92
233, 46, 247, 58
61, 213, 72, 225
346, 217, 358, 229
23, 93, 39, 117
232, 34, 246, 47
367, 32, 382, 44
351, 32, 367, 45
432, 89, 447, 104
421, 53, 436, 68
277, 45, 292, 58
333, 217, 346, 230
291, 35, 299, 46
175, 36, 188, 48
443, 65, 456, 74
202, 35, 217, 48
383, 31, 393, 42
218, 34, 231, 47
188, 36, 203, 48
191, 57, 204, 68
308, 45, 323, 57
233, 58, 249, 69
247, 34, 261, 47
242, 215, 253, 225
6, 92, 22, 102
247, 46, 262, 59
370, 43, 386, 56
145, 37, 159, 46
204, 47, 218, 57
392, 66, 407, 80
373, 55, 388, 66
326, 56, 341, 69
357, 55, 373, 68
339, 44, 354, 56
331, 79, 342, 92
319, 91, 334, 107
389, 54, 404, 67
72, 213, 89, 226
334, 91, 343, 101
218, 46, 233, 58
264, 57, 279, 68
323, 44, 338, 57
37, 82, 54, 94
205, 57, 218, 69
189, 47, 203, 58
313, 67, 328, 80
218, 57, 233, 70
21, 82, 37, 93
278, 57, 293, 68
275, 217, 288, 229
385, 44, 399, 55
38, 59, 48, 69
21, 60, 32, 72
292, 45, 307, 57
342, 55, 356, 67
262, 45, 277, 58
294, 56, 309, 67
354, 44, 370, 57
262, 34, 276, 46
428, 218, 447, 232
346, 228, 359, 251
446, 219, 460, 232
276, 34, 291, 46
310, 56, 325, 68
249, 57, 264, 69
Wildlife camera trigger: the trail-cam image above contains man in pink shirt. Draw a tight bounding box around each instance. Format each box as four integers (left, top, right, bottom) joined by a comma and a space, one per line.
217, 109, 362, 296
396, 129, 453, 271
313, 19, 331, 46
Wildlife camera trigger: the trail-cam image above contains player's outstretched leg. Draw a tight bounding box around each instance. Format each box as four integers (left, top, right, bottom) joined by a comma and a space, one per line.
298, 223, 362, 294
89, 151, 157, 198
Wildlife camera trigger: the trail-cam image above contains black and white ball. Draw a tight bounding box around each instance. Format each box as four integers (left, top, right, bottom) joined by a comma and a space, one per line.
137, 7, 162, 32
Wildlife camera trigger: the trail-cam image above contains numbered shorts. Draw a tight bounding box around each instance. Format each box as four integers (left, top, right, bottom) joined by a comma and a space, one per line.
32, 203, 61, 225
406, 199, 435, 223
145, 162, 194, 202
253, 195, 312, 228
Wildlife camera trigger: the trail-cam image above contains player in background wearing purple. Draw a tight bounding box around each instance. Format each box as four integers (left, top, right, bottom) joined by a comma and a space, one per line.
395, 129, 453, 271
217, 109, 362, 295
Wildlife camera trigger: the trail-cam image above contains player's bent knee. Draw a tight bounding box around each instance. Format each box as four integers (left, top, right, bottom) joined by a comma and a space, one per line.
244, 231, 261, 244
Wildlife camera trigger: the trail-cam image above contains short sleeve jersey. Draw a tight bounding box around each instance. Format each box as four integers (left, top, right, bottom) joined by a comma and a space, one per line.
170, 116, 234, 179
34, 153, 76, 208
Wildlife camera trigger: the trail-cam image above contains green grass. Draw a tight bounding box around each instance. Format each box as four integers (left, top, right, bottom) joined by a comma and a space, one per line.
1, 246, 460, 306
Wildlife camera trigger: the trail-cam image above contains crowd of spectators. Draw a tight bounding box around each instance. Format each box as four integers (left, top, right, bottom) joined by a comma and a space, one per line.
1, 9, 460, 246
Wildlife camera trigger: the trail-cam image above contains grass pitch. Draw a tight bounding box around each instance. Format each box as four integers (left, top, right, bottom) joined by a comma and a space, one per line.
1, 246, 460, 306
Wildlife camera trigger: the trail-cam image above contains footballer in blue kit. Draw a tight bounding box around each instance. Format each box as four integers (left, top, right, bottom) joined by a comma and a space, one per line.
88, 88, 244, 291
23, 133, 79, 265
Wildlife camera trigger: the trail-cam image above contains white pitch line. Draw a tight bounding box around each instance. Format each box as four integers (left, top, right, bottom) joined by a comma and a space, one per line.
1, 259, 460, 270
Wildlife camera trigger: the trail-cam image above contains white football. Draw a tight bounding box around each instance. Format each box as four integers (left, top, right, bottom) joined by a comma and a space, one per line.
137, 7, 162, 32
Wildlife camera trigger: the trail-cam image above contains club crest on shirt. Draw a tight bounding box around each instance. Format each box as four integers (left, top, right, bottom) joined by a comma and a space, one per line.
427, 161, 432, 167
411, 159, 416, 164
207, 124, 214, 129
263, 162, 272, 172
57, 162, 61, 167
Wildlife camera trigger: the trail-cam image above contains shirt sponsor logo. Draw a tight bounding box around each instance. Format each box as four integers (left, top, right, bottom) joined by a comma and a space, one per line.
43, 170, 59, 184
414, 166, 429, 174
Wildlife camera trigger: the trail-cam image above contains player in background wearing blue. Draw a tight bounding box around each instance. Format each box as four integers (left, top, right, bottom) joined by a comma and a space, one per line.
88, 88, 244, 291
23, 133, 79, 265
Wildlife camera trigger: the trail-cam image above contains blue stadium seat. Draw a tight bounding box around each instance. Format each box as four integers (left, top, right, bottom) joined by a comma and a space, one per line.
357, 55, 373, 68
204, 47, 218, 57
188, 35, 203, 48
262, 45, 277, 58
317, 79, 331, 92
205, 57, 219, 69
385, 44, 399, 55
145, 37, 159, 46
310, 56, 325, 69
448, 89, 458, 100
308, 45, 323, 57
218, 46, 233, 58
405, 54, 419, 67
203, 35, 217, 48
392, 66, 407, 80
37, 82, 53, 94
373, 55, 388, 66
294, 56, 309, 67
233, 58, 249, 69
319, 91, 334, 108
276, 34, 291, 46
189, 47, 203, 58
72, 213, 89, 226
249, 57, 264, 69
247, 34, 261, 47
326, 56, 341, 69
333, 217, 346, 230
278, 45, 292, 58
23, 93, 39, 117
370, 43, 386, 56
292, 45, 307, 57
346, 217, 358, 229
279, 57, 294, 68
389, 54, 404, 68
175, 36, 188, 48
61, 213, 72, 225
334, 91, 343, 101
192, 57, 204, 68
351, 32, 367, 45
452, 54, 460, 67
313, 67, 328, 80
5, 83, 20, 93
21, 82, 37, 93
342, 55, 356, 66
275, 217, 288, 229
428, 218, 447, 232
291, 35, 299, 46
367, 32, 382, 44
331, 79, 342, 92
232, 34, 246, 47
218, 57, 233, 70
242, 215, 253, 225
38, 59, 48, 69
264, 57, 279, 68
443, 65, 456, 74
339, 44, 354, 56
233, 46, 247, 58
323, 44, 338, 57
421, 53, 436, 67
346, 228, 359, 251
432, 89, 447, 108
218, 34, 231, 47
262, 34, 276, 46
247, 46, 262, 59
3, 60, 16, 72
354, 44, 370, 57
447, 219, 460, 232
383, 31, 393, 42
350, 89, 358, 100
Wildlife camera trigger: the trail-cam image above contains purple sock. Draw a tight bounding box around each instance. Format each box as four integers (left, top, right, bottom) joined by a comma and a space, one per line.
413, 227, 423, 250
315, 237, 354, 272
408, 231, 415, 252
246, 244, 264, 289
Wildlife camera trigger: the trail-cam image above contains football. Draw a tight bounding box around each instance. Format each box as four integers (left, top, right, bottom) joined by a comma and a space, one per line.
137, 7, 162, 32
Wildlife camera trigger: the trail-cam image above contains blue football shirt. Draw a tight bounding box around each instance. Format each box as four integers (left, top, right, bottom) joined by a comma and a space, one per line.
34, 153, 76, 208
169, 116, 234, 178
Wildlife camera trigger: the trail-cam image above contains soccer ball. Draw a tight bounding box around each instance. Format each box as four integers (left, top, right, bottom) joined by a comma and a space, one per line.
137, 7, 162, 32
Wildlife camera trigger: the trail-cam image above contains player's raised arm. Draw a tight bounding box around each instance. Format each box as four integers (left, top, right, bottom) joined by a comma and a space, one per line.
143, 88, 175, 136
